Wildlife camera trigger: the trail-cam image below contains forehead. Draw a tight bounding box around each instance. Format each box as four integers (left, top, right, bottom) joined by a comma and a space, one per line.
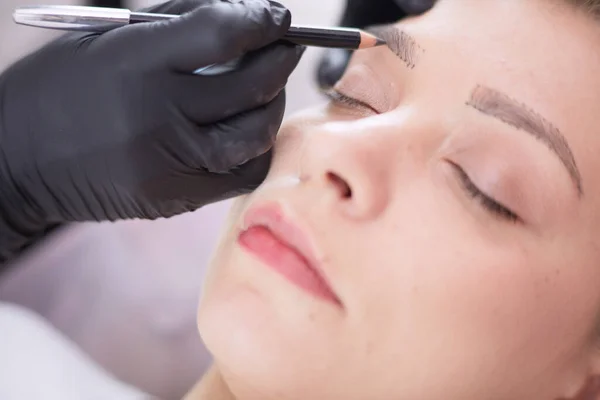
401, 1, 600, 107
393, 0, 600, 196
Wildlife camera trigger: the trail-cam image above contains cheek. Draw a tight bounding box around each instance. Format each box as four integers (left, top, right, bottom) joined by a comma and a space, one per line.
269, 125, 306, 178
268, 114, 315, 179
201, 195, 254, 296
346, 179, 596, 387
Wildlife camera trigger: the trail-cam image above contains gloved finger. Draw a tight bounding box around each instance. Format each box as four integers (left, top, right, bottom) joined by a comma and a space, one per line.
394, 0, 436, 14
139, 0, 292, 72
140, 149, 273, 218
191, 91, 286, 173
315, 48, 352, 91
153, 149, 274, 218
197, 150, 274, 202
174, 43, 305, 123
227, 149, 274, 194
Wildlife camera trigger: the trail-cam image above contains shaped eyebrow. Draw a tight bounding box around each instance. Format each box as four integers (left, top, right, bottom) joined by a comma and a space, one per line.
467, 85, 582, 196
366, 24, 423, 69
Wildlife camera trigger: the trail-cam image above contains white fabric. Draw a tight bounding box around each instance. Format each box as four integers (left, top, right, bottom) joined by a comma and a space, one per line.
0, 303, 151, 400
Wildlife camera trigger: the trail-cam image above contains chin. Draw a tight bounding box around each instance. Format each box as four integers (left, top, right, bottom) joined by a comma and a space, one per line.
197, 226, 346, 400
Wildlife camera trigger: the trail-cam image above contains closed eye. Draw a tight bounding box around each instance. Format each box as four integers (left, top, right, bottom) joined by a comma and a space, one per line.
448, 161, 520, 223
322, 88, 379, 114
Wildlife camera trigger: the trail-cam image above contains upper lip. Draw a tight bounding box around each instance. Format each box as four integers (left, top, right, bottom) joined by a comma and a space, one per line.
241, 202, 340, 304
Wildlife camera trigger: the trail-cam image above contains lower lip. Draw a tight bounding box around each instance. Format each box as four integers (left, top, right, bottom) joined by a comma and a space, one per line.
238, 226, 340, 305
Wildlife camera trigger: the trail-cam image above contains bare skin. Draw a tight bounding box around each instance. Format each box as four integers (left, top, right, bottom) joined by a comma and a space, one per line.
184, 367, 234, 400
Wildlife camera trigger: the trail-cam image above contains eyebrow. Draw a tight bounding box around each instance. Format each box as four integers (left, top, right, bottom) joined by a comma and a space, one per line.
467, 85, 582, 196
366, 24, 423, 69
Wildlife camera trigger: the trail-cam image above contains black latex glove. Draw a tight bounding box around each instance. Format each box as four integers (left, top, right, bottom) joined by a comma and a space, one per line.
317, 0, 435, 89
0, 0, 305, 263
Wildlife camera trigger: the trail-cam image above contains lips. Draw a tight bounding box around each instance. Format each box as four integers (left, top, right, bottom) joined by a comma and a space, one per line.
237, 203, 341, 306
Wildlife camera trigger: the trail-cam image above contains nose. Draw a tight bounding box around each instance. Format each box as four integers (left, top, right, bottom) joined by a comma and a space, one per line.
299, 120, 397, 221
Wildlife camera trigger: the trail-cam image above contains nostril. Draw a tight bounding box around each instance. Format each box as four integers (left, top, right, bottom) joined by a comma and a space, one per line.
326, 171, 352, 199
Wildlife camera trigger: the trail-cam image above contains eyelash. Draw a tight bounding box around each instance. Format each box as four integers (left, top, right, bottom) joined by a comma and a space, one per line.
323, 89, 378, 114
449, 162, 520, 223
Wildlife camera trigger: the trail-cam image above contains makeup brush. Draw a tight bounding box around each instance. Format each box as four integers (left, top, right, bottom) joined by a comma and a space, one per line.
13, 5, 387, 50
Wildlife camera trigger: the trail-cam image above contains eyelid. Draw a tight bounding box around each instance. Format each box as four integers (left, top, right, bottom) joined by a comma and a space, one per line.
323, 88, 379, 114
329, 59, 396, 113
445, 159, 521, 224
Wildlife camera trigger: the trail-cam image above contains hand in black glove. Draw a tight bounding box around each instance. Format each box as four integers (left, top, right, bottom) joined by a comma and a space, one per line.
317, 0, 435, 89
0, 0, 305, 262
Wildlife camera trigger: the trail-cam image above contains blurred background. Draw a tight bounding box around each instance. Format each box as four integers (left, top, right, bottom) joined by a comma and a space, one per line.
0, 0, 343, 399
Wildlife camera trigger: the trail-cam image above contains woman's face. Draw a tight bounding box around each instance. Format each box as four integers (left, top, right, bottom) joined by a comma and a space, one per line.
198, 0, 600, 399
